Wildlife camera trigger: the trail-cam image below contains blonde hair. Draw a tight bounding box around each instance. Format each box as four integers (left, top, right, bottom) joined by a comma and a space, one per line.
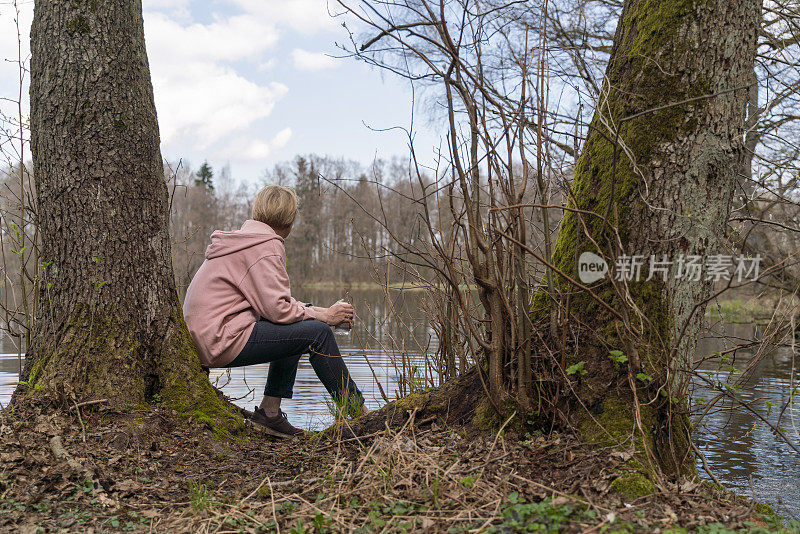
252, 185, 298, 230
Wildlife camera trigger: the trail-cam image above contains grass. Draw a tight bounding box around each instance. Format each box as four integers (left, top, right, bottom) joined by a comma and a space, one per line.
705, 291, 799, 323
326, 389, 369, 420
188, 481, 213, 511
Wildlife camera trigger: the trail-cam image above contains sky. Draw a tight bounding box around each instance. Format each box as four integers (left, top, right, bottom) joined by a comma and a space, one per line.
0, 0, 442, 184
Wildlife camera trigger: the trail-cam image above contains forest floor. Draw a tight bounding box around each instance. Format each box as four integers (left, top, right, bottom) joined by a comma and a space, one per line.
1, 397, 796, 533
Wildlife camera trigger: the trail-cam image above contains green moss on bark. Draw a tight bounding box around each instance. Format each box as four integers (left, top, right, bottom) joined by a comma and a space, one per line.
528, 0, 712, 483
66, 15, 91, 35
156, 309, 243, 438
20, 305, 243, 438
578, 396, 656, 450
609, 459, 657, 500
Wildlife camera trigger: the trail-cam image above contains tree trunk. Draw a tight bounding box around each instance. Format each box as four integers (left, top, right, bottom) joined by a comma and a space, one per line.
18, 0, 240, 431
538, 0, 761, 477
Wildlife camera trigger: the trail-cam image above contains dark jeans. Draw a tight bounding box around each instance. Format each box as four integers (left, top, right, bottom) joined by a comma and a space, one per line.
225, 318, 364, 406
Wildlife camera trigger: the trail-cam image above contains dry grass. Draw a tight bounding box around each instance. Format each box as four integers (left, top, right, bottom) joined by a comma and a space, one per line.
0, 398, 792, 533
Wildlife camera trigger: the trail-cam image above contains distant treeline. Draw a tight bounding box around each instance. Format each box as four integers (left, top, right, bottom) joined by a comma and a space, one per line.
169, 154, 433, 294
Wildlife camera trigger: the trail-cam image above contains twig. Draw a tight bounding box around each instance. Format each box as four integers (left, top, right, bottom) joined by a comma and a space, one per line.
268, 477, 280, 534
243, 475, 269, 503
689, 440, 722, 487
69, 398, 109, 410
72, 397, 86, 443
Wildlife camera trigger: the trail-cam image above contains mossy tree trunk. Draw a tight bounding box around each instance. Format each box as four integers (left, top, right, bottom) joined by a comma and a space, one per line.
537, 0, 761, 476
18, 0, 239, 431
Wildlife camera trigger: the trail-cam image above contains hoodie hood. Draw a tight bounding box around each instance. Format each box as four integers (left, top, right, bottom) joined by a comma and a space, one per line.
204, 219, 284, 259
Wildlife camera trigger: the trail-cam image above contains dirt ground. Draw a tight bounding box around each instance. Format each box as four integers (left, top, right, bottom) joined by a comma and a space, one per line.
0, 396, 794, 533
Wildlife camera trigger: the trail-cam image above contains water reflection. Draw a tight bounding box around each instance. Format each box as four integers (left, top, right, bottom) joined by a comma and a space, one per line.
0, 335, 23, 409
0, 291, 797, 516
694, 323, 799, 517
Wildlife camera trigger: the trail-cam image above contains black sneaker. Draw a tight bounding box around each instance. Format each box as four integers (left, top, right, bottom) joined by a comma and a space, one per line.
248, 407, 305, 438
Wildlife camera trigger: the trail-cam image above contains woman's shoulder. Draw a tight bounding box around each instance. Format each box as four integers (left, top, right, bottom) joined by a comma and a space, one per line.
259, 237, 285, 256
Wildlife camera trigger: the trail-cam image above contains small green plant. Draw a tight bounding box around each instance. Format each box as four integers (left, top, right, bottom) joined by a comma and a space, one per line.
486, 493, 596, 533
290, 518, 309, 534
326, 388, 368, 420
312, 512, 334, 533
189, 481, 212, 511
92, 280, 108, 290
566, 361, 587, 376
608, 350, 628, 365
409, 364, 427, 391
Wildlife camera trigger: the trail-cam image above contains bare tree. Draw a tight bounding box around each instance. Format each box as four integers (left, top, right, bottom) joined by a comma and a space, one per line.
336, 0, 763, 482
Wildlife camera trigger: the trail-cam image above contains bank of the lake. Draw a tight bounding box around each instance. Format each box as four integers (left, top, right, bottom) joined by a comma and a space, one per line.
0, 396, 794, 533
1, 288, 798, 530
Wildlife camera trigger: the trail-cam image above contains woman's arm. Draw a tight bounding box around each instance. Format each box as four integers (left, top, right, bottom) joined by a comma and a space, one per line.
311, 300, 354, 326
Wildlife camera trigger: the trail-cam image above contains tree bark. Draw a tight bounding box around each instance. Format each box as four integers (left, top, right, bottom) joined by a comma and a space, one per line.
18, 0, 239, 431
539, 0, 762, 476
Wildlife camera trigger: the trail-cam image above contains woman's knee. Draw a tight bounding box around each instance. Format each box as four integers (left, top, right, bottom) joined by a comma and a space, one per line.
305, 320, 334, 340
303, 321, 341, 357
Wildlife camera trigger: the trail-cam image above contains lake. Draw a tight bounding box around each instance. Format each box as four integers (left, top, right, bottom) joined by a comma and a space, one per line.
0, 288, 797, 518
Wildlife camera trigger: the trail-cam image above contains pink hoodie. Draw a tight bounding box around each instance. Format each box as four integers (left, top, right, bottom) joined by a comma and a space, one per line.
182, 219, 316, 368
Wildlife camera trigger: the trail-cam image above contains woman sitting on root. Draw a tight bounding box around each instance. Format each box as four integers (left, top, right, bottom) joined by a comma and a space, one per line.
183, 184, 366, 437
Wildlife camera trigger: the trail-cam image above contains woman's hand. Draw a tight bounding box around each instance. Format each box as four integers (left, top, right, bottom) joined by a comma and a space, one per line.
317, 299, 354, 326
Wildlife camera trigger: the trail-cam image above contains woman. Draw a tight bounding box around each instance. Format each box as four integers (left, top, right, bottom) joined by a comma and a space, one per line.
183, 184, 366, 437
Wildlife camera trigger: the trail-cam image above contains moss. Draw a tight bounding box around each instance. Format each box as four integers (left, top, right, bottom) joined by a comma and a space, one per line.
392, 391, 429, 411
701, 481, 785, 526
471, 396, 522, 432
157, 310, 243, 439
579, 396, 658, 457
66, 15, 91, 35
546, 0, 713, 301
471, 397, 498, 431
528, 0, 712, 482
24, 304, 243, 439
754, 502, 777, 518
609, 459, 657, 500
26, 305, 147, 400
580, 397, 631, 445
659, 412, 696, 477
25, 357, 45, 388
700, 479, 726, 494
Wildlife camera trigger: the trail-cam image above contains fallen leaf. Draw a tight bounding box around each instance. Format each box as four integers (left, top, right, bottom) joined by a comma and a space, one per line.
96, 493, 118, 508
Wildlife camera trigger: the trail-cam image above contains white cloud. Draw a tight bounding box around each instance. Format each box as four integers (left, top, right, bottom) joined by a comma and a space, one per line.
229, 0, 339, 34
291, 49, 339, 71
142, 0, 192, 20
226, 128, 293, 160
144, 12, 278, 66
152, 66, 288, 147
144, 11, 286, 148
1, 0, 348, 177
258, 58, 277, 71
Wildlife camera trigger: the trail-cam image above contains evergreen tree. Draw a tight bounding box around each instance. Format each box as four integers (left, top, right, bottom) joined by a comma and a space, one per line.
195, 162, 214, 191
